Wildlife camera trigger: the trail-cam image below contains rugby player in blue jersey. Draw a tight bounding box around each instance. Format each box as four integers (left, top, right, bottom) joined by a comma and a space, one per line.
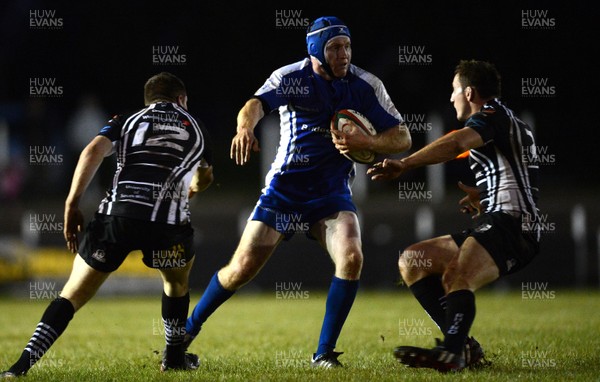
185, 16, 411, 367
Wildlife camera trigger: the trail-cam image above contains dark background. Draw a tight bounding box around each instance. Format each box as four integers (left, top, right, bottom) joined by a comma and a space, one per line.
0, 1, 597, 291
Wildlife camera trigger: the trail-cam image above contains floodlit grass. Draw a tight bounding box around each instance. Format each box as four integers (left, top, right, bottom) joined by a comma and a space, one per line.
1, 289, 599, 381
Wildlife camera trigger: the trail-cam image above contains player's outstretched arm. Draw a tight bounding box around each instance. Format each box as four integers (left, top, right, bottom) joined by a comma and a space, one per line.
230, 98, 265, 165
368, 126, 483, 181
402, 127, 483, 169
64, 135, 113, 253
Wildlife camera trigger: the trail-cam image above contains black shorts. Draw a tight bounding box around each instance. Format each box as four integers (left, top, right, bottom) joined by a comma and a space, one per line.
451, 211, 540, 276
79, 213, 195, 272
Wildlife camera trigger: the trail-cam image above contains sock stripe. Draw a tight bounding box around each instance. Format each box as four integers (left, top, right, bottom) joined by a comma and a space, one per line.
9, 298, 74, 375
25, 322, 59, 357
163, 318, 186, 346
39, 322, 59, 337
34, 323, 59, 341
31, 332, 54, 347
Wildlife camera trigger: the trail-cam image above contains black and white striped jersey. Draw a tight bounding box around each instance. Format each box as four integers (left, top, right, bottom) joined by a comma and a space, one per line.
96, 102, 211, 225
465, 99, 540, 232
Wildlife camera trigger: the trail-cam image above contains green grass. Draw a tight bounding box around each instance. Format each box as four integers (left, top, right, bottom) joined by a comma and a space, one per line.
1, 290, 599, 381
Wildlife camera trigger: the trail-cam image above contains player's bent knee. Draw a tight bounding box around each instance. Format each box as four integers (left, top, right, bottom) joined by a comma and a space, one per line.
398, 256, 415, 284
399, 246, 429, 284
336, 250, 363, 279
348, 249, 364, 266
398, 252, 410, 273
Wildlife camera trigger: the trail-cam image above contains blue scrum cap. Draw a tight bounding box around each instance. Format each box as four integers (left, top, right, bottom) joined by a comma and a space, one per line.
306, 16, 351, 77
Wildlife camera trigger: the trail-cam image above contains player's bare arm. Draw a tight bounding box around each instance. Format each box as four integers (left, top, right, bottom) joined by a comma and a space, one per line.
231, 98, 265, 165
373, 123, 412, 154
64, 135, 113, 253
188, 159, 214, 199
332, 123, 411, 155
368, 126, 483, 180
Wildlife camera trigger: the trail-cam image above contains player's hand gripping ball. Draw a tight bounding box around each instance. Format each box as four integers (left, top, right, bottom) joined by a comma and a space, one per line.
331, 109, 377, 164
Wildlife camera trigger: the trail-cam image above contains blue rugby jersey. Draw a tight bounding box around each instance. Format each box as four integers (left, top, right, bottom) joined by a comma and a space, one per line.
255, 58, 402, 201
96, 102, 210, 225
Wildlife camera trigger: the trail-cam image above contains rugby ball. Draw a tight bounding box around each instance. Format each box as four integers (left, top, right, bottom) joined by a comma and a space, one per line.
331, 109, 377, 164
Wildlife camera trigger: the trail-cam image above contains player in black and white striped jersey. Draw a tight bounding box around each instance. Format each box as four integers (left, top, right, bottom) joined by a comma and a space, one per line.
96, 106, 210, 224
1, 72, 213, 377
368, 60, 541, 372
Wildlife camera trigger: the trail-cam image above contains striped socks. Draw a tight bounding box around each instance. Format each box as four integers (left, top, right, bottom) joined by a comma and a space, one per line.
8, 297, 74, 375
162, 292, 190, 366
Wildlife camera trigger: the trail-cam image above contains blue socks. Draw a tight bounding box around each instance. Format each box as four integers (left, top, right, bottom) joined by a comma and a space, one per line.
186, 272, 235, 337
315, 276, 359, 356
186, 273, 358, 357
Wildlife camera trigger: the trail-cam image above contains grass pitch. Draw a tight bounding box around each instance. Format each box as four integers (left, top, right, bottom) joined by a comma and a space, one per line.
1, 289, 599, 381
